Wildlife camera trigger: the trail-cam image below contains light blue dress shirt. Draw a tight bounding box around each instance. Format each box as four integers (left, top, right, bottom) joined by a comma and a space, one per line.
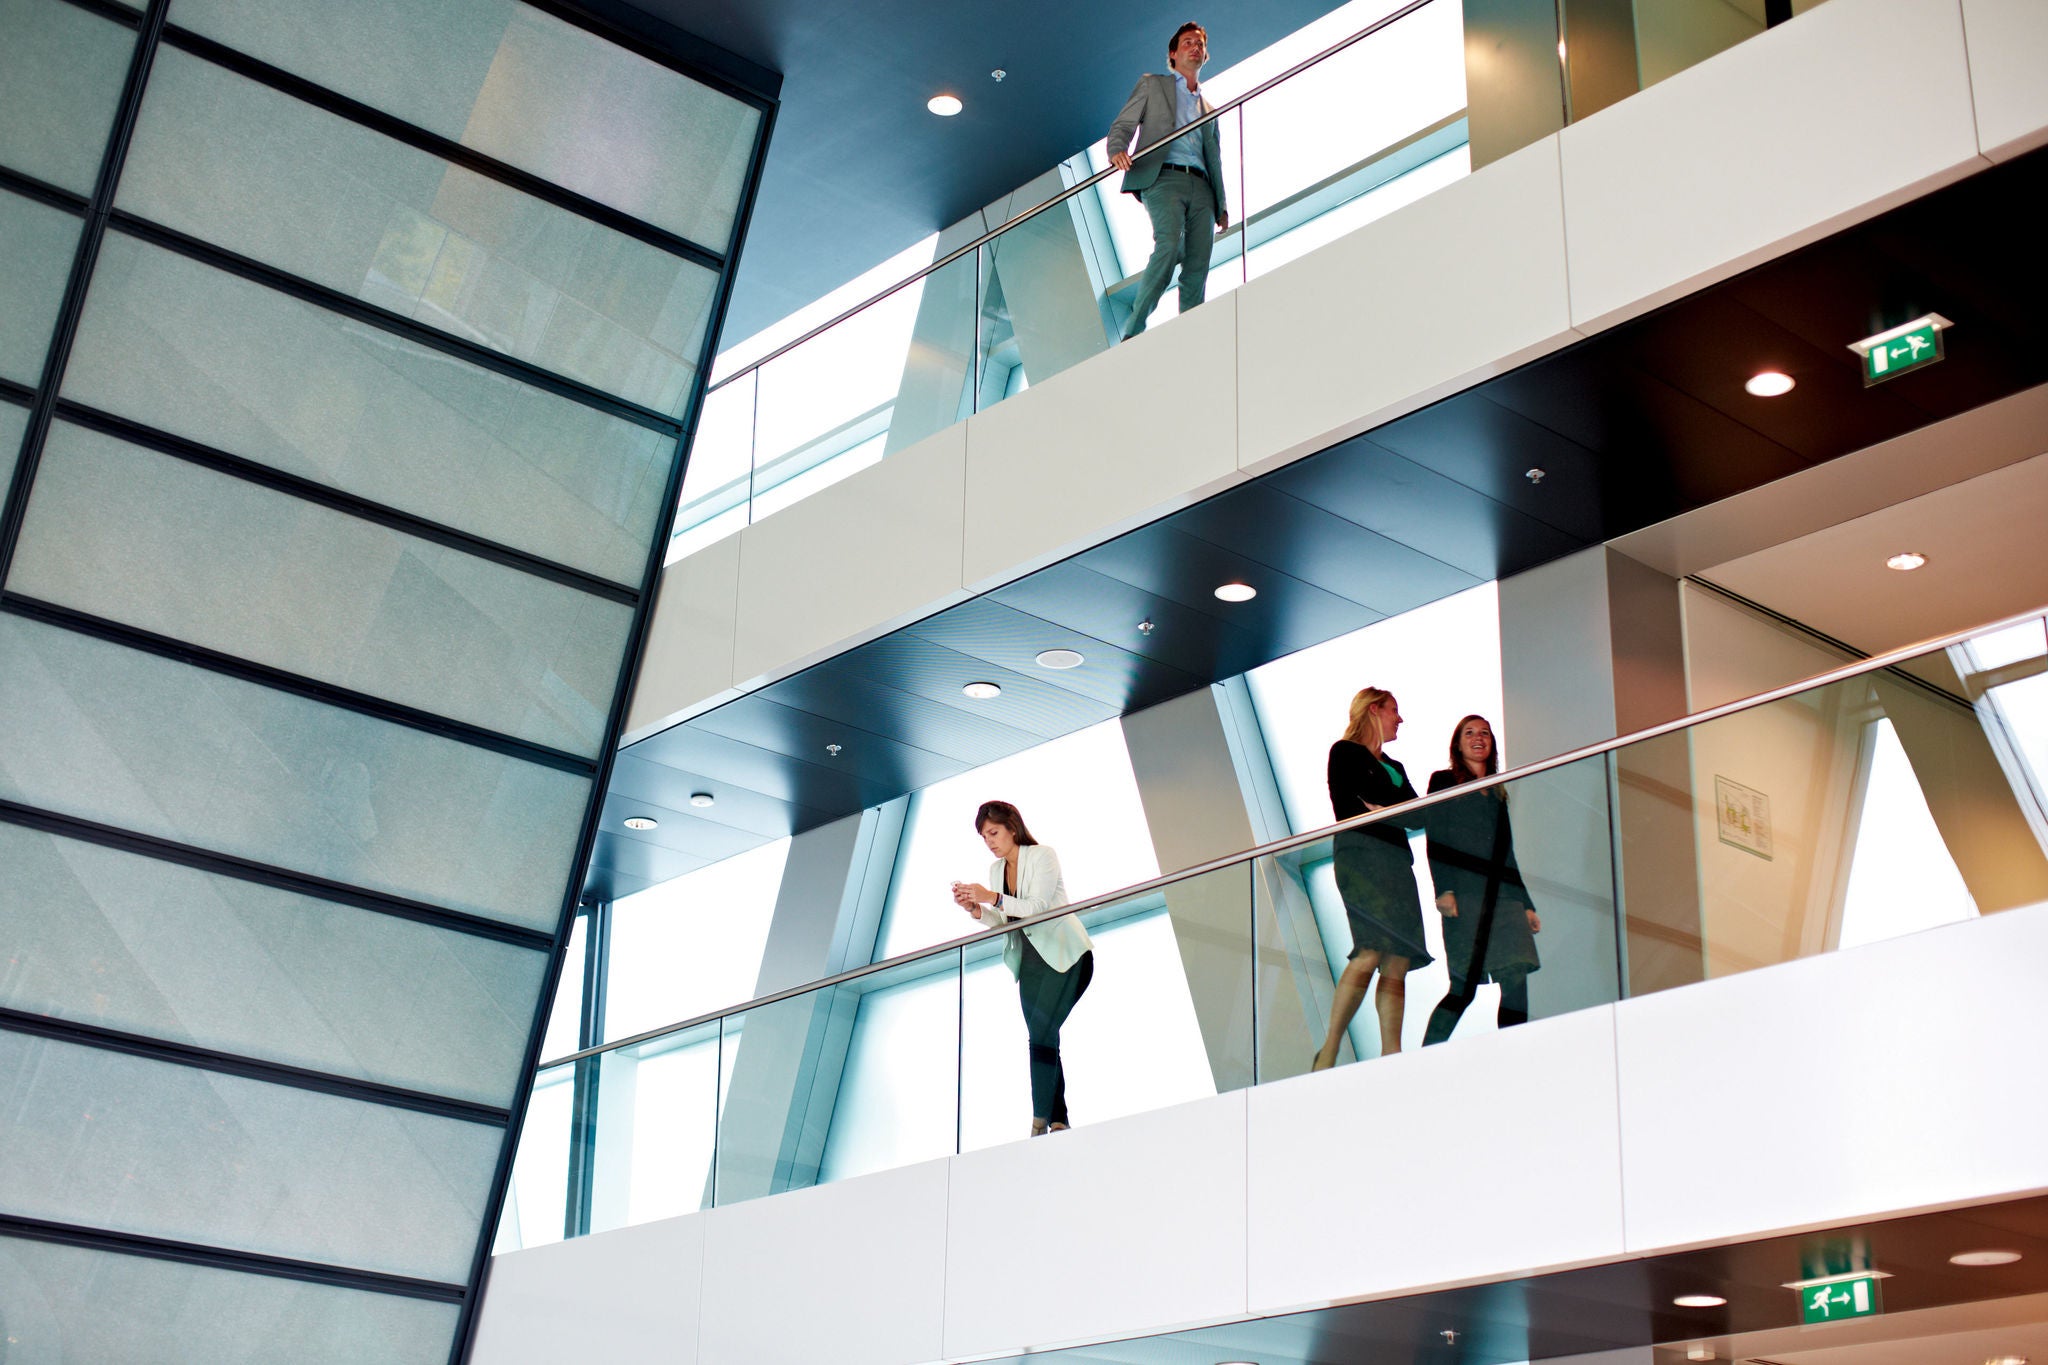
1163, 75, 1206, 171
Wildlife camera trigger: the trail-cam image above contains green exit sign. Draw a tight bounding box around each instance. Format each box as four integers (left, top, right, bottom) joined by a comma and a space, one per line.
1799, 1273, 1883, 1324
1850, 314, 1951, 386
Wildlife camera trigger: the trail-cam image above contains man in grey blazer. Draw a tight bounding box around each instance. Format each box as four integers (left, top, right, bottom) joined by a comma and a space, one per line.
1107, 21, 1231, 338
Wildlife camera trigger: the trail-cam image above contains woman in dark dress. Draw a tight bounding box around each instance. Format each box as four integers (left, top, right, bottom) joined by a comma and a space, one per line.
1421, 715, 1540, 1044
1313, 686, 1433, 1070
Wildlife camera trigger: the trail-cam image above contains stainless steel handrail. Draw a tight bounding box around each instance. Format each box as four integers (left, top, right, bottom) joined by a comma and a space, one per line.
541, 602, 2047, 1068
705, 0, 1440, 393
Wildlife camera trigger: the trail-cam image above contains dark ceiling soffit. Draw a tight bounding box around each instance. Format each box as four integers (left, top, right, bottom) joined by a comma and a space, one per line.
980, 1193, 2048, 1364
592, 145, 2048, 900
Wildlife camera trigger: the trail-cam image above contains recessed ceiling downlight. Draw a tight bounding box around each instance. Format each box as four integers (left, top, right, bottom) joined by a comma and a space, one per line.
927, 93, 963, 116
1951, 1250, 2023, 1267
1214, 582, 1257, 603
1673, 1294, 1727, 1309
1035, 648, 1085, 670
1886, 551, 1928, 572
623, 816, 658, 830
1745, 370, 1795, 397
962, 681, 1002, 699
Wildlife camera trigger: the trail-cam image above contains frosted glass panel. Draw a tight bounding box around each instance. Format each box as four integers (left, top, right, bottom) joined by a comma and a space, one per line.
0, 822, 545, 1106
12, 422, 635, 756
173, 0, 759, 250
0, 1236, 458, 1365
0, 1031, 500, 1281
66, 232, 673, 586
118, 49, 718, 413
0, 614, 588, 929
0, 190, 78, 385
0, 0, 133, 193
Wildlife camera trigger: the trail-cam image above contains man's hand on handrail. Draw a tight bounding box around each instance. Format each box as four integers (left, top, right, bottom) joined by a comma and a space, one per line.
1109, 150, 1133, 172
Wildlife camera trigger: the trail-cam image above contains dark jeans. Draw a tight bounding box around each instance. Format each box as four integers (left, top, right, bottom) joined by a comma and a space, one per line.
1422, 969, 1530, 1045
1018, 937, 1094, 1124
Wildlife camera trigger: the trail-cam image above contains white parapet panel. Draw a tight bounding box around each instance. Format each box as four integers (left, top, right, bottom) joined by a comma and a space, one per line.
698, 1159, 951, 1365
1245, 1005, 1627, 1315
1560, 0, 1985, 331
1964, 0, 2048, 159
1236, 134, 1577, 478
941, 1090, 1250, 1360
1615, 902, 2048, 1254
471, 1214, 706, 1365
624, 531, 744, 742
960, 291, 1243, 591
731, 421, 968, 690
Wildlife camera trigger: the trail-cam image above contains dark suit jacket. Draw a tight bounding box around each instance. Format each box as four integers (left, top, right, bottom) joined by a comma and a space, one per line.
1106, 72, 1230, 217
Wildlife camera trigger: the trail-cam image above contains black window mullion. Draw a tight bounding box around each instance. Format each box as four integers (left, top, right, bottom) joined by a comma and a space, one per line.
51, 400, 642, 605
0, 1211, 469, 1304
158, 24, 727, 274
47, 0, 143, 29
0, 1009, 512, 1127
0, 0, 169, 588
106, 212, 686, 438
0, 593, 600, 778
562, 897, 612, 1238
0, 163, 92, 215
0, 796, 554, 950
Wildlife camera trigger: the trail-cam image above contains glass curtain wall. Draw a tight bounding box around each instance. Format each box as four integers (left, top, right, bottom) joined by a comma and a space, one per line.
0, 0, 768, 1360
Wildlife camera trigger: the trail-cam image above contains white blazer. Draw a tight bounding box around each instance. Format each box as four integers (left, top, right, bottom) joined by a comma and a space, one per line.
982, 843, 1093, 977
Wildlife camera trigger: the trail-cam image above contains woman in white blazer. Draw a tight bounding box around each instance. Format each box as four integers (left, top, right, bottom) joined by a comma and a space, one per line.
953, 800, 1095, 1136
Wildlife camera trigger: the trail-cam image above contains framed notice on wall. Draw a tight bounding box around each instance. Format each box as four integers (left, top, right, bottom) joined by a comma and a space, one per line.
1715, 775, 1773, 860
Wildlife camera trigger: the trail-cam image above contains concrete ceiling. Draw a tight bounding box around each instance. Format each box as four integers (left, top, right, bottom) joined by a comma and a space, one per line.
1697, 450, 2048, 658
617, 0, 1362, 339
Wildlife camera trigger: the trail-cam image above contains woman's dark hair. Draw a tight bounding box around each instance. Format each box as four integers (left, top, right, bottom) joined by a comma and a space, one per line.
1446, 714, 1500, 783
973, 800, 1038, 845
1169, 21, 1205, 55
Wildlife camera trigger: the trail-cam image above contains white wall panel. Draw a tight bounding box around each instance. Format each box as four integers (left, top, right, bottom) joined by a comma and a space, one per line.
1560, 0, 1983, 329
1236, 135, 1574, 476
960, 293, 1240, 590
471, 1214, 704, 1365
1616, 904, 2048, 1253
942, 1092, 1249, 1359
626, 534, 743, 741
1963, 0, 2048, 159
1246, 1007, 1625, 1314
731, 422, 967, 688
698, 1158, 949, 1365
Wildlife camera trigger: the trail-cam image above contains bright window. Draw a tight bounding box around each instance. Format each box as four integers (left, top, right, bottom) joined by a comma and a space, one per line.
603, 836, 791, 1041
873, 718, 1159, 960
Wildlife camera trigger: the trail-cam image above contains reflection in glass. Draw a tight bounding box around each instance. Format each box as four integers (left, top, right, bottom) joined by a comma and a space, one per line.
0, 1031, 501, 1281
1238, 0, 1467, 279
0, 0, 135, 194
0, 614, 589, 929
11, 421, 635, 756
0, 1235, 458, 1365
66, 233, 677, 587
118, 49, 719, 413
669, 368, 754, 557
590, 1022, 723, 1231
0, 189, 80, 386
171, 0, 760, 249
603, 837, 790, 1043
0, 821, 547, 1106
717, 957, 958, 1205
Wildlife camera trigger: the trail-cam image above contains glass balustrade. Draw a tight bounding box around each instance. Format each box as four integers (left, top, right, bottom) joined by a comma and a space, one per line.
665, 0, 1834, 560
497, 607, 2047, 1248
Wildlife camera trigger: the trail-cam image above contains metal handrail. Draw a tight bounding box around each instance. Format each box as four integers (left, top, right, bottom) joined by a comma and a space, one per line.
542, 602, 2048, 1068
705, 0, 1440, 393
